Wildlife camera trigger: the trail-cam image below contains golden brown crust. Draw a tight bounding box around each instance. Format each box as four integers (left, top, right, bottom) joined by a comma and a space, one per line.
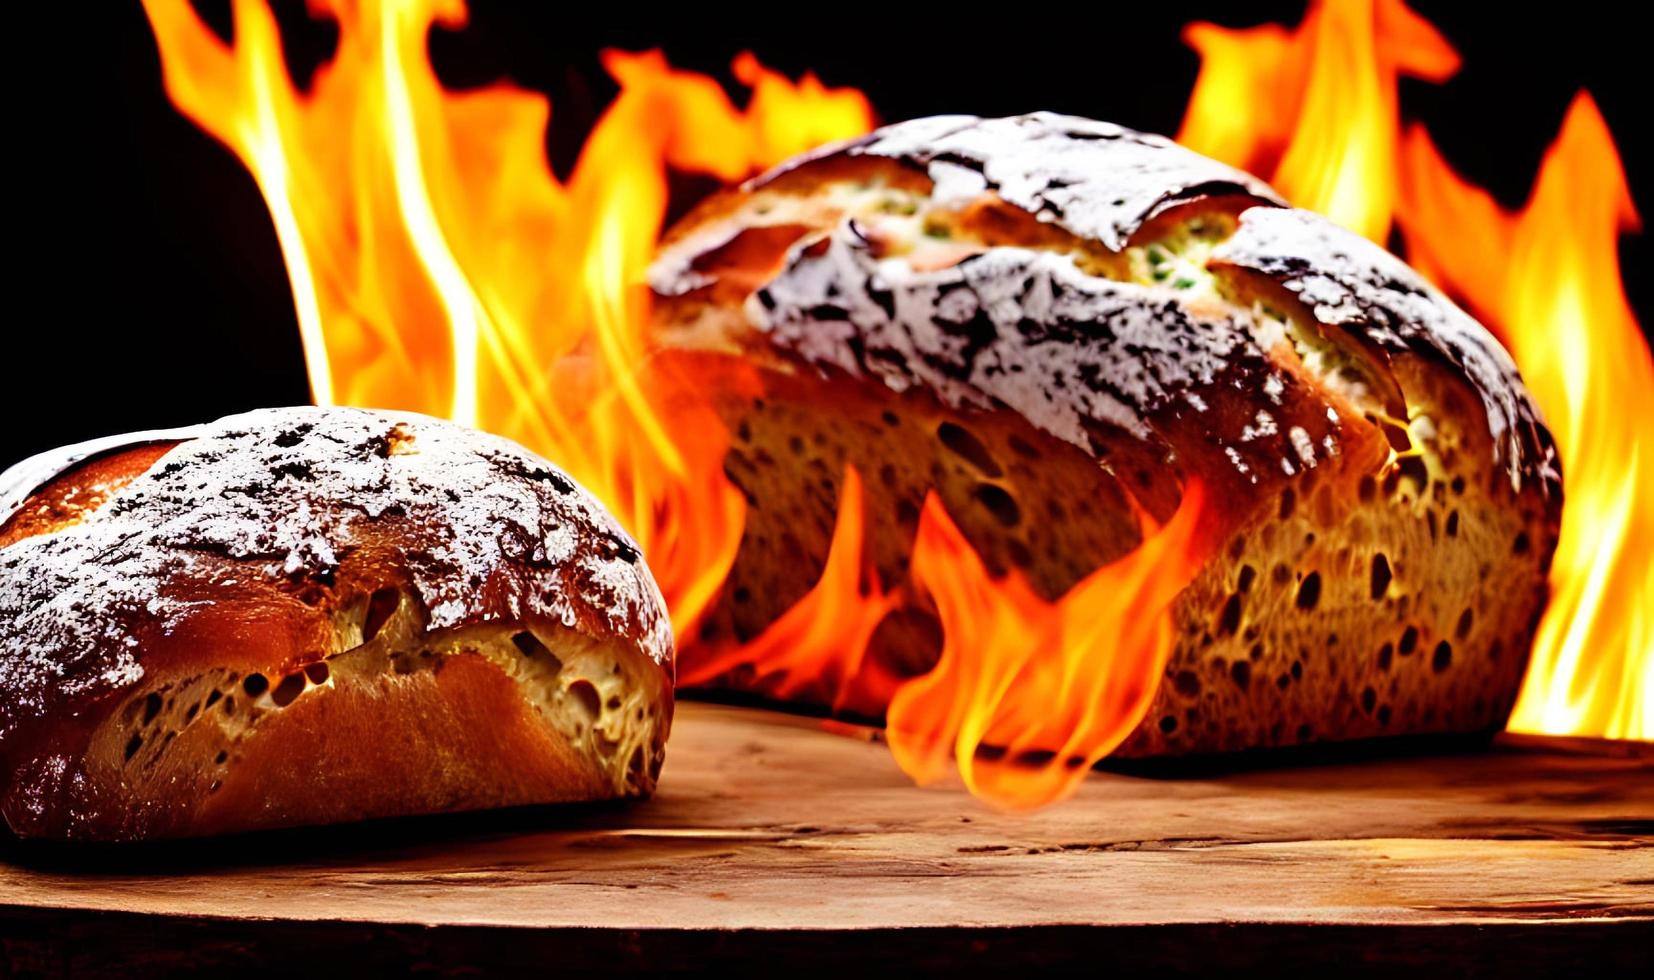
0, 407, 673, 840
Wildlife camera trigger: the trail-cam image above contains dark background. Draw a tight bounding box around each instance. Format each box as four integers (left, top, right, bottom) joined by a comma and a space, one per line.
8, 1, 1649, 468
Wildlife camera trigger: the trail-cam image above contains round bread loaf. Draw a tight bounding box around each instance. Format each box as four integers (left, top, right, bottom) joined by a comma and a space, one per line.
651, 112, 1562, 756
0, 407, 672, 840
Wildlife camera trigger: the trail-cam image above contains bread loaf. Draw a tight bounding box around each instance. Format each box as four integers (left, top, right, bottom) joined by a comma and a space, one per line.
0, 407, 672, 840
651, 112, 1562, 756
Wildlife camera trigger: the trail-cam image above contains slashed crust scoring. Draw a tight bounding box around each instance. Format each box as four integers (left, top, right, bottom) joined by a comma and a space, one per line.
0, 407, 672, 756
1210, 207, 1558, 496
654, 112, 1559, 502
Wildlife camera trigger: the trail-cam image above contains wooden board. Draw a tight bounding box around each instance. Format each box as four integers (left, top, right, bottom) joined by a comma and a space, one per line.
2, 702, 1650, 975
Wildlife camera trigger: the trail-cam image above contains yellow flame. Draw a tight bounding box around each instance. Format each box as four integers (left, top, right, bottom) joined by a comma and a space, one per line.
1182, 0, 1651, 739
1180, 0, 1457, 242
892, 484, 1207, 807
141, 0, 873, 641
1400, 98, 1652, 739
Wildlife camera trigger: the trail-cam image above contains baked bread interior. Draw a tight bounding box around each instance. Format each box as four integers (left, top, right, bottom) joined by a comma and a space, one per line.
0, 407, 672, 840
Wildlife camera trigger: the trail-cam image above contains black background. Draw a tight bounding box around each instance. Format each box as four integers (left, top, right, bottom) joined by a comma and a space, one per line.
7, 1, 1649, 468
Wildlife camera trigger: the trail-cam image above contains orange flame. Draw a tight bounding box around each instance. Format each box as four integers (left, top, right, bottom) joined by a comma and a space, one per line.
141, 0, 1214, 807
891, 484, 1206, 808
1181, 1, 1651, 739
140, 0, 873, 639
677, 465, 904, 715
139, 0, 1648, 813
1399, 98, 1652, 739
1180, 0, 1457, 242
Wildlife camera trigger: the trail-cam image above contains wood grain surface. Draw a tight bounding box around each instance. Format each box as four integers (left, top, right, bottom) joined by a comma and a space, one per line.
2, 702, 1650, 975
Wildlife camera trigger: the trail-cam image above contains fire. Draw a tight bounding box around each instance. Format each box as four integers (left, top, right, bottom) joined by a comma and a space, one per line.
677, 465, 905, 716
682, 467, 1208, 809
1181, 0, 1651, 739
139, 0, 1647, 814
142, 0, 1210, 807
1180, 0, 1457, 243
1399, 99, 1653, 740
140, 0, 872, 640
891, 484, 1206, 808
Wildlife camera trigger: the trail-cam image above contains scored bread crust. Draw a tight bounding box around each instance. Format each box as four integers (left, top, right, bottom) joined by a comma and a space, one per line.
651, 112, 1561, 757
0, 407, 672, 840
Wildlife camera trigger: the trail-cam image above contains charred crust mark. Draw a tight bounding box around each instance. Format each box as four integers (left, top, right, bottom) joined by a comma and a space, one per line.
598, 530, 642, 565
1215, 207, 1559, 500
486, 450, 576, 495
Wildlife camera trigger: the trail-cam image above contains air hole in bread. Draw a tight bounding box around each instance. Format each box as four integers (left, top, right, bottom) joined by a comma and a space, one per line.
937, 422, 1002, 477
1216, 594, 1242, 636
568, 679, 601, 721
1173, 670, 1201, 697
1399, 626, 1419, 656
362, 587, 401, 642
973, 483, 1021, 527
1295, 572, 1322, 610
243, 673, 268, 697
304, 661, 330, 685
1370, 554, 1392, 600
1432, 641, 1453, 673
142, 692, 162, 724
270, 672, 305, 708
124, 732, 143, 762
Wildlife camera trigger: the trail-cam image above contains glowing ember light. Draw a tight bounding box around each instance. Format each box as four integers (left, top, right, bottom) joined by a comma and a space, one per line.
1182, 1, 1651, 739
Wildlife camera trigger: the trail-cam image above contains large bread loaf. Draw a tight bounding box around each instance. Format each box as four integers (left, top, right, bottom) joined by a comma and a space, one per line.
651, 112, 1561, 756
